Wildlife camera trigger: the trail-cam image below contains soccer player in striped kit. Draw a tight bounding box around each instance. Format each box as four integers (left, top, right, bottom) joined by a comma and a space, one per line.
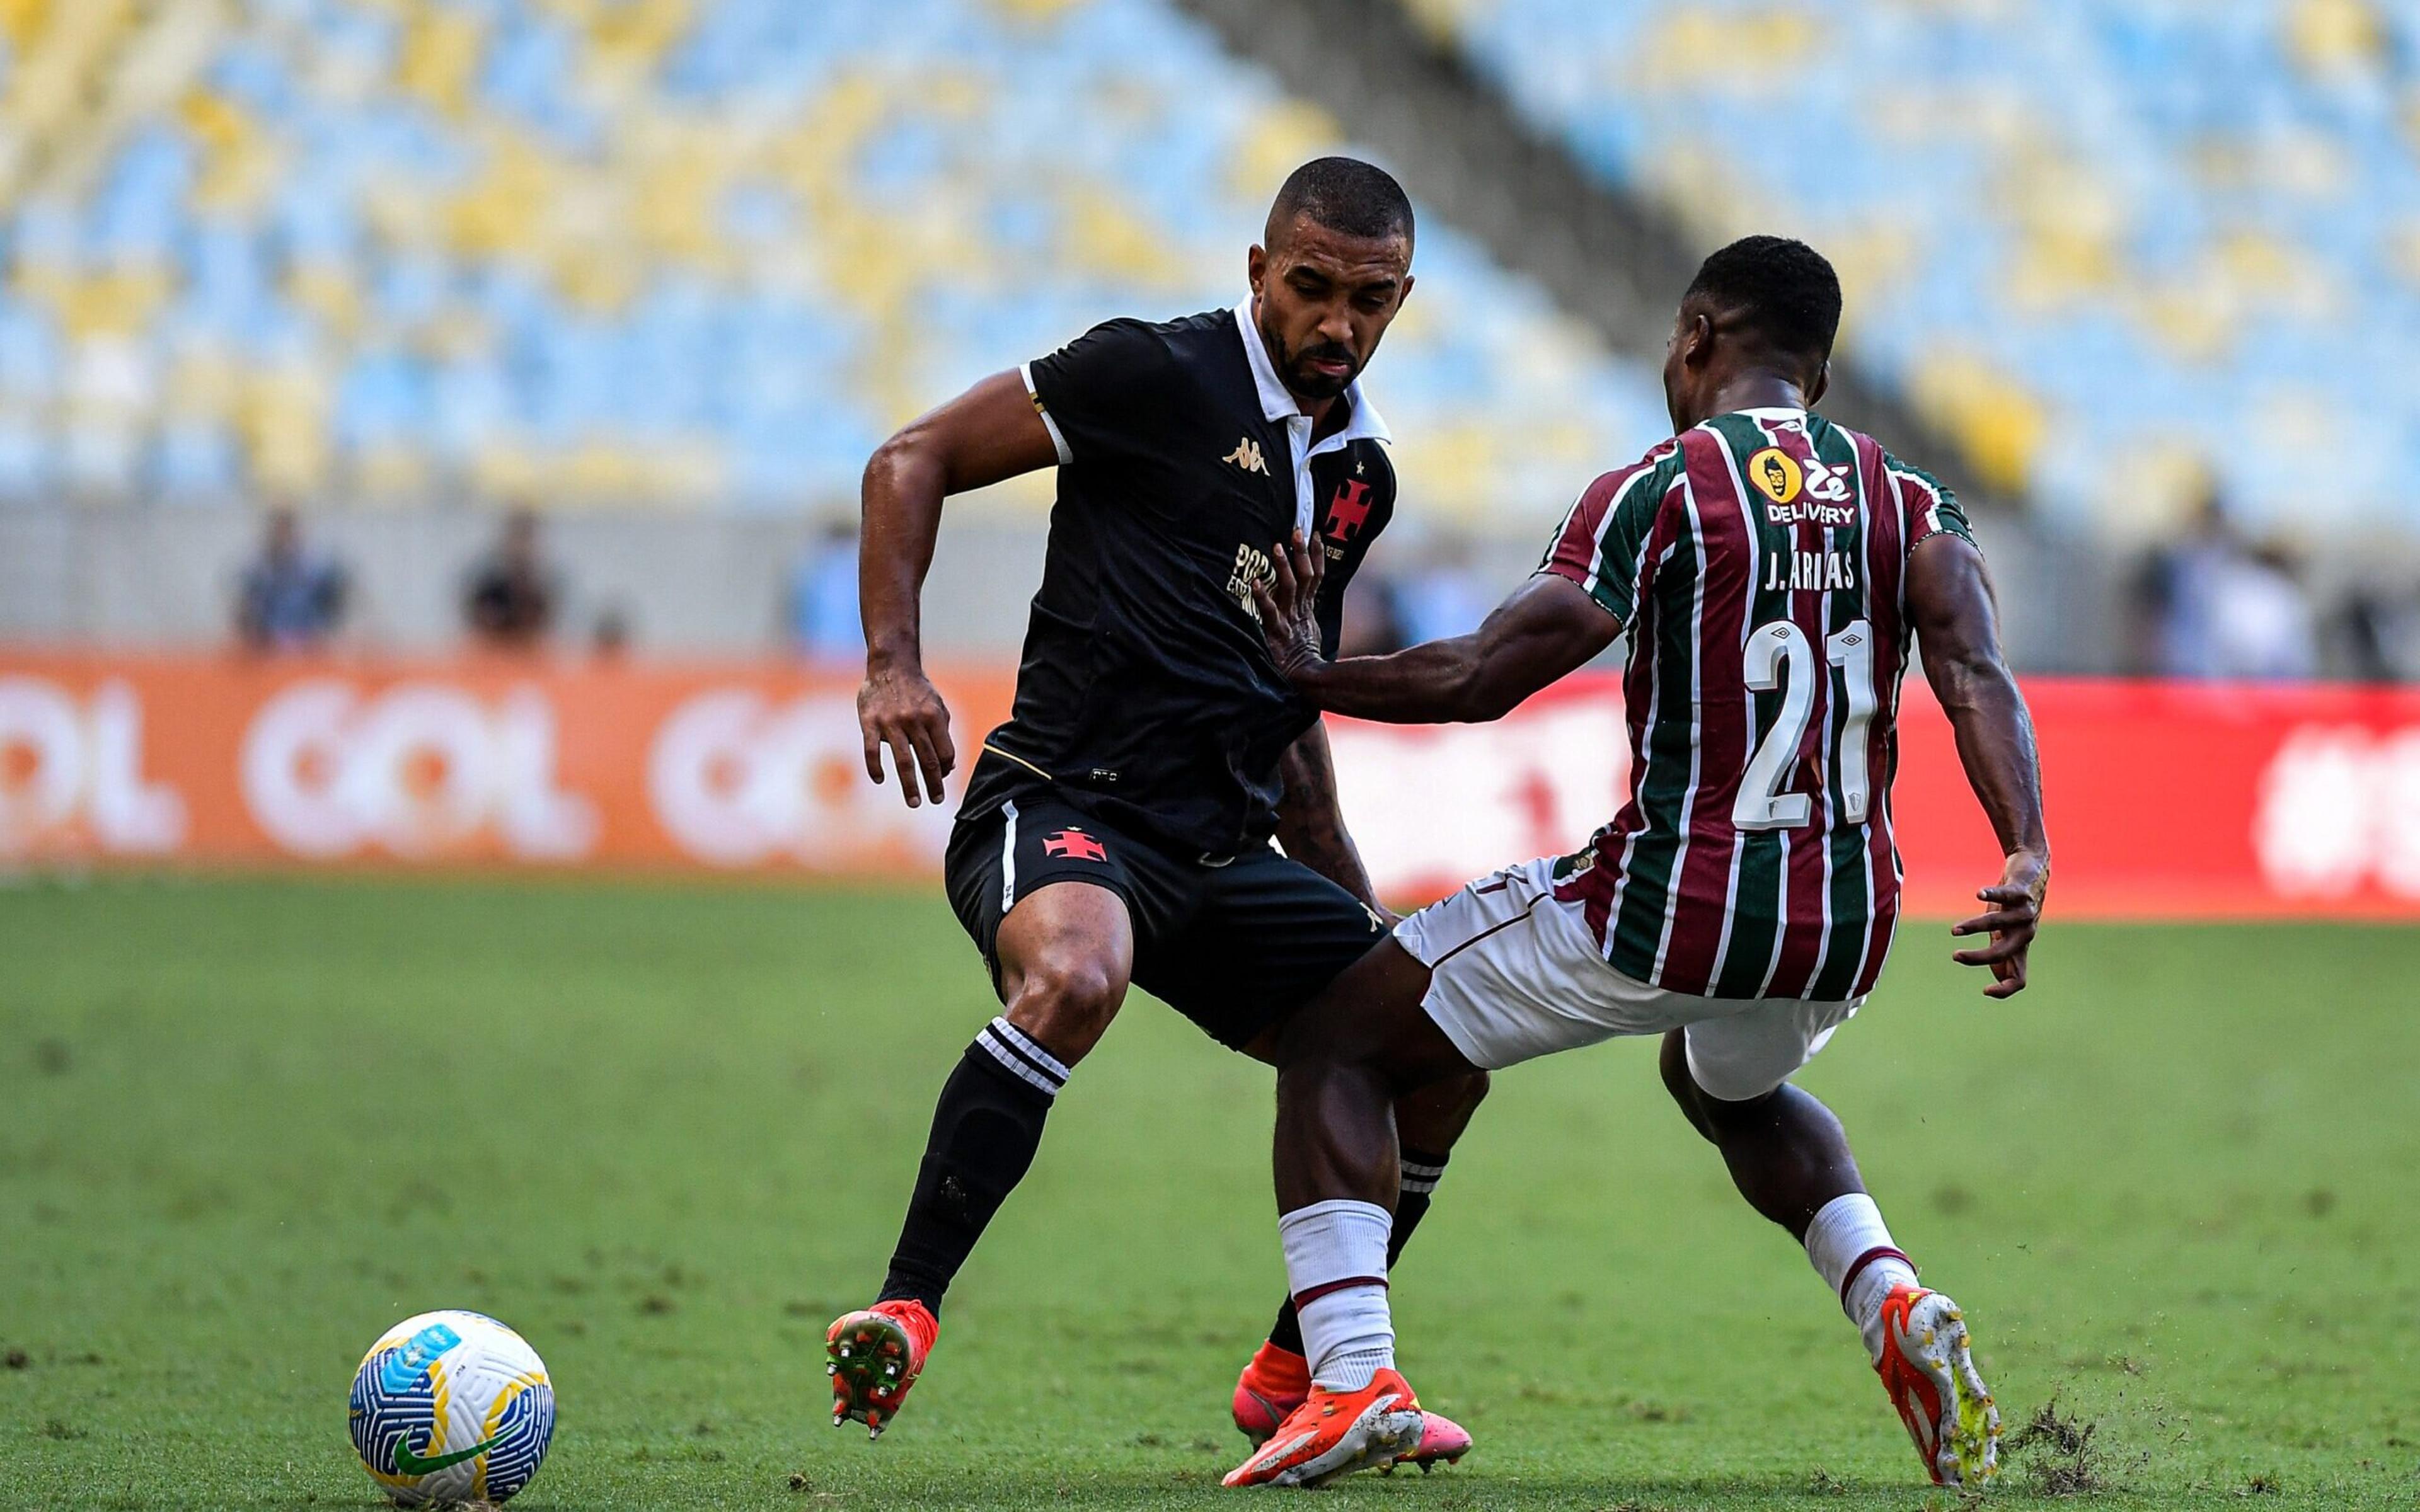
1226, 236, 2048, 1488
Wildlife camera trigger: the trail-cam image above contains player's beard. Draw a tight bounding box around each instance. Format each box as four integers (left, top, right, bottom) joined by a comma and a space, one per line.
1267, 324, 1361, 401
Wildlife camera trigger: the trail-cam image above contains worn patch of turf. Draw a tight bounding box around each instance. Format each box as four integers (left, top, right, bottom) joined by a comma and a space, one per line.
2, 874, 2416, 1509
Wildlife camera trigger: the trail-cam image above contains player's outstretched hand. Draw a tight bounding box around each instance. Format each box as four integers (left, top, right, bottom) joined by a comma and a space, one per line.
1950, 849, 2048, 998
1253, 532, 1328, 686
858, 659, 957, 809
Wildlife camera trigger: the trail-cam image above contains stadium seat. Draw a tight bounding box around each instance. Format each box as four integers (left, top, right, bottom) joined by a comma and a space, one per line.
1417, 0, 2420, 538
0, 0, 1662, 524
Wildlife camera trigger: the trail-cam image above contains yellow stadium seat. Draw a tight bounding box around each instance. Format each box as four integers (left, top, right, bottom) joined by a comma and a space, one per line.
1394, 426, 1495, 522
1059, 183, 1195, 290
985, 0, 1090, 23
2287, 0, 2386, 76
184, 89, 280, 214
0, 0, 49, 52
447, 132, 556, 258
288, 263, 366, 340
1227, 100, 1342, 207
1910, 348, 2046, 498
399, 4, 485, 115
57, 267, 173, 338
243, 370, 335, 495
587, 0, 691, 72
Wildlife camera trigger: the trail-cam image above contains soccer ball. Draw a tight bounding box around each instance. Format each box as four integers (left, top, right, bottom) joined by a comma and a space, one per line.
349, 1310, 556, 1506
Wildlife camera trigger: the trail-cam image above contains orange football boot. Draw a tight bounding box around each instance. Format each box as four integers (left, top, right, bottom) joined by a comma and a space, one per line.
1232, 1342, 1470, 1472
826, 1300, 938, 1440
1874, 1284, 1999, 1486
1222, 1366, 1424, 1488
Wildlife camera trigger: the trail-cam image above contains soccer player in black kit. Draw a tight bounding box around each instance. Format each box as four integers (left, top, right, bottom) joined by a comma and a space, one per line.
827, 158, 1483, 1468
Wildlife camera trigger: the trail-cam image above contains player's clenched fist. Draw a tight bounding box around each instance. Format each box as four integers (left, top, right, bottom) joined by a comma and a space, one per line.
859, 660, 957, 809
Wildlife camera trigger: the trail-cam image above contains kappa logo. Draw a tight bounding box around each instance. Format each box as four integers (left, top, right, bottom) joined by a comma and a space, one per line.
1044, 828, 1109, 862
1223, 437, 1269, 475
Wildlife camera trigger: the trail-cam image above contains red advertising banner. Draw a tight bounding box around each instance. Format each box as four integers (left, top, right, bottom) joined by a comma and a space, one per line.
2, 649, 2418, 919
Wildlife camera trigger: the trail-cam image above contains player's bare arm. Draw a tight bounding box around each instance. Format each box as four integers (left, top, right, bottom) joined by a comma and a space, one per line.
1255, 532, 1618, 724
1271, 719, 1385, 916
857, 370, 1061, 807
1906, 530, 2049, 997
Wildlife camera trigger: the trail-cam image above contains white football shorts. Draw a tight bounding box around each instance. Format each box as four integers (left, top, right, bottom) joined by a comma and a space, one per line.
1392, 855, 1865, 1101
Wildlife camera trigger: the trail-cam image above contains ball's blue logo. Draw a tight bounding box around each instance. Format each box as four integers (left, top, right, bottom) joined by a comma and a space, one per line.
377, 1323, 462, 1394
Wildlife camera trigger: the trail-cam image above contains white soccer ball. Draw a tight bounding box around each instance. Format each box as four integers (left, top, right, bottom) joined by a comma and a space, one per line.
349, 1310, 556, 1506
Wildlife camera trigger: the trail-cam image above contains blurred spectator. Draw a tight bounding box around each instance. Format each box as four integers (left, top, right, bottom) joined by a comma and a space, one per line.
234, 508, 347, 651
2212, 544, 2319, 681
2341, 584, 2420, 682
592, 604, 633, 661
785, 518, 864, 663
1337, 571, 1411, 658
2133, 491, 2317, 679
464, 509, 558, 649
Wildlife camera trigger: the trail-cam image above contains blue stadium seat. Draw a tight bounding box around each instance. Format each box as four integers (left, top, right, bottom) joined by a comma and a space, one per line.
1426, 0, 2420, 536
0, 0, 1666, 522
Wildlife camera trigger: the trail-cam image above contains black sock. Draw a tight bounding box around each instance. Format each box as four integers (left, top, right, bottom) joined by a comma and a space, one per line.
1265, 1145, 1450, 1356
875, 1018, 1069, 1317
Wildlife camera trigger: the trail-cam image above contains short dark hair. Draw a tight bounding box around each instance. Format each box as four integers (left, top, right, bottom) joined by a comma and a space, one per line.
1266, 156, 1415, 249
1683, 236, 1841, 367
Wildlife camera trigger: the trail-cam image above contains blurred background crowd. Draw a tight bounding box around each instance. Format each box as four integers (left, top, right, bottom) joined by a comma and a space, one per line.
1, 0, 2416, 679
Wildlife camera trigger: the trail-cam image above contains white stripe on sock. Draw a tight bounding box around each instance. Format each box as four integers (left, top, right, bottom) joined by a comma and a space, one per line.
986, 1016, 1070, 1082
976, 1026, 1061, 1097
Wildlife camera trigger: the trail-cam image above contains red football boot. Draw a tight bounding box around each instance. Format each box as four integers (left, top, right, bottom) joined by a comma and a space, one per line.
826, 1300, 938, 1441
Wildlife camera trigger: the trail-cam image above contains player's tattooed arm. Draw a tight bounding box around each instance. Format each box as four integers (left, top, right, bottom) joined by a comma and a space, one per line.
858, 370, 1062, 808
1256, 534, 1617, 724
1906, 532, 2049, 999
1273, 719, 1388, 917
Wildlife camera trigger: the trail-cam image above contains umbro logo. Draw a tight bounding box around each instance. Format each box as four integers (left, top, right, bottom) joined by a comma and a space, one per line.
1223, 437, 1268, 474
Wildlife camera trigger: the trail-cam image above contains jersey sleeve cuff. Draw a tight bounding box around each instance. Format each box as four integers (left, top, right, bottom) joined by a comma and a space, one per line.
1535, 561, 1631, 623
1019, 361, 1074, 466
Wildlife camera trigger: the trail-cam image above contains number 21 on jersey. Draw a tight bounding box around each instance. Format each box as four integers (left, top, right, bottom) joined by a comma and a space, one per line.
1734, 618, 1877, 830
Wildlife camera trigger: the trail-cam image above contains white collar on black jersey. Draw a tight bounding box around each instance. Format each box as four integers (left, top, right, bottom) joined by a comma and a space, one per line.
1233, 297, 1391, 445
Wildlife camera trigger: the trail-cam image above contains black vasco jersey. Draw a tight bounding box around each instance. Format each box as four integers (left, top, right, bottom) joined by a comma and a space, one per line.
960, 301, 1397, 857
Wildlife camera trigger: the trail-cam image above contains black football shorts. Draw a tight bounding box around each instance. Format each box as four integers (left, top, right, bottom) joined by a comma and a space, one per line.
943, 793, 1390, 1051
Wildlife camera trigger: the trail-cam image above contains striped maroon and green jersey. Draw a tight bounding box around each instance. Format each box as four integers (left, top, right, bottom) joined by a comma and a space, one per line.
1539, 408, 1977, 1001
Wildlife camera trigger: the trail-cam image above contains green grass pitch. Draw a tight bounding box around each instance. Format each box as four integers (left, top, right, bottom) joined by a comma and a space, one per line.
3, 874, 2416, 1510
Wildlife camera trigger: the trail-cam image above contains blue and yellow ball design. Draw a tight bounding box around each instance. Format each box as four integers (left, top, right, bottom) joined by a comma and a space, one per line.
349, 1310, 555, 1506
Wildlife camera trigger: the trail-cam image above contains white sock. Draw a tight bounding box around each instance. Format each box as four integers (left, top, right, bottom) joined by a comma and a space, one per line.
1279, 1199, 1394, 1390
1804, 1193, 1918, 1363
